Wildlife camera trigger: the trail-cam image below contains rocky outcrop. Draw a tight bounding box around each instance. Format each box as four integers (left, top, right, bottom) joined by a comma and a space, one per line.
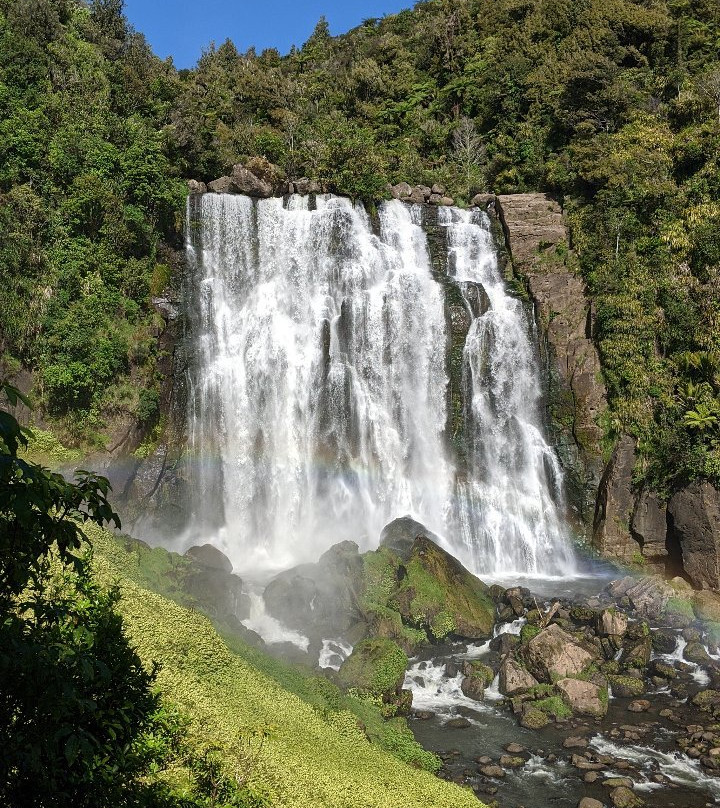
556, 677, 607, 717
592, 436, 637, 560
631, 489, 668, 563
263, 540, 365, 637
337, 638, 409, 706
389, 181, 454, 206
498, 656, 538, 696
668, 481, 720, 589
496, 193, 606, 527
524, 624, 596, 681
378, 515, 442, 560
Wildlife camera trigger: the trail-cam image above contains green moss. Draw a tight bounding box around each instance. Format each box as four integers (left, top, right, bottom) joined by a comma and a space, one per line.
666, 596, 695, 620
338, 639, 408, 699
430, 609, 456, 639
89, 528, 479, 807
520, 623, 541, 644
534, 695, 572, 720
361, 548, 400, 611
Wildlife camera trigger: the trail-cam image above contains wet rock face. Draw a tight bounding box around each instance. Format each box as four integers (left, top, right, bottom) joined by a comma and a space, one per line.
495, 193, 606, 528
379, 515, 442, 561
668, 480, 720, 590
524, 624, 597, 682
592, 437, 637, 561
263, 540, 365, 636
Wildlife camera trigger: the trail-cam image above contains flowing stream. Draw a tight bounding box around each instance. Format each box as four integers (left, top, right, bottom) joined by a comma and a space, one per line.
184, 193, 575, 577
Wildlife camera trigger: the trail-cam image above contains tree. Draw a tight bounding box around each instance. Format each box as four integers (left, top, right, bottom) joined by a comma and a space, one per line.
0, 384, 165, 807
452, 116, 486, 196
697, 67, 720, 122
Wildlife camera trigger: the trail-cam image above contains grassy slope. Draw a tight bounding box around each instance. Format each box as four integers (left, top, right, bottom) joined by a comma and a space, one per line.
89, 526, 482, 808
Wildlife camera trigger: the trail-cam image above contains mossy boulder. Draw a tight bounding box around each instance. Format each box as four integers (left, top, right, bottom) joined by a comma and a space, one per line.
521, 704, 550, 729
684, 641, 711, 665
338, 639, 409, 702
556, 677, 608, 717
622, 636, 652, 669
608, 675, 646, 697
379, 516, 442, 561
390, 536, 495, 640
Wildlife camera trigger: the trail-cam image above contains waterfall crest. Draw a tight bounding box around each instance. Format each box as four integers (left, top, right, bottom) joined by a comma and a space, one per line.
185, 193, 576, 576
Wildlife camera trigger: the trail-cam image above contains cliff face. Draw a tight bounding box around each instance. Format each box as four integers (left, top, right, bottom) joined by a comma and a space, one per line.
496, 193, 720, 592
495, 193, 606, 529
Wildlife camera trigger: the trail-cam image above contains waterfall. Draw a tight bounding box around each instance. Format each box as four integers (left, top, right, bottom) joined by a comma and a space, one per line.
440, 207, 576, 576
184, 193, 576, 577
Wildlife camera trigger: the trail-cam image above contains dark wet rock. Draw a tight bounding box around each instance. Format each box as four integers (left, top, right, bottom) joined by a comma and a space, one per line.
479, 763, 505, 778
499, 755, 525, 768
684, 640, 711, 664
524, 624, 597, 682
605, 576, 673, 619
571, 754, 604, 771
556, 677, 608, 717
631, 489, 668, 563
446, 717, 472, 729
471, 192, 496, 209
444, 660, 460, 678
379, 515, 441, 560
622, 636, 652, 668
264, 540, 364, 636
412, 709, 435, 720
186, 543, 233, 572
668, 480, 720, 589
491, 631, 521, 656
593, 437, 638, 561
499, 656, 539, 696
651, 629, 678, 655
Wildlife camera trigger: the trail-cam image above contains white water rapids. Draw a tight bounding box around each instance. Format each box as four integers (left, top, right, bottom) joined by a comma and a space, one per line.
184, 193, 576, 577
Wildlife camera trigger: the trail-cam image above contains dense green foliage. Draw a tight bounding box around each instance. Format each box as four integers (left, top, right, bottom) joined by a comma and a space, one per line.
0, 0, 185, 434
2, 0, 720, 490
89, 525, 482, 807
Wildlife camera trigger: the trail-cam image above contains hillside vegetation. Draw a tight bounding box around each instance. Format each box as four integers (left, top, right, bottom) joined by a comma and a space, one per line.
89, 526, 483, 808
1, 0, 719, 495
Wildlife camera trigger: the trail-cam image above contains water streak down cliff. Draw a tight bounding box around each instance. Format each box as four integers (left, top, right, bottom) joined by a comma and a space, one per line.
184, 194, 576, 577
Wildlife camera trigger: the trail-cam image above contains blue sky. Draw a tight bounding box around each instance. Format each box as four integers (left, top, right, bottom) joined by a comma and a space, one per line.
123, 1, 415, 69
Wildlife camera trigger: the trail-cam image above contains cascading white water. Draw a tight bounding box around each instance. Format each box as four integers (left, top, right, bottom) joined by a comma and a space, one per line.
439, 207, 576, 576
186, 193, 451, 569
185, 193, 576, 576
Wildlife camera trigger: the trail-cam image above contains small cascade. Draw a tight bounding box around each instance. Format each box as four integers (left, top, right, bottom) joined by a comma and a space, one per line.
438, 207, 576, 577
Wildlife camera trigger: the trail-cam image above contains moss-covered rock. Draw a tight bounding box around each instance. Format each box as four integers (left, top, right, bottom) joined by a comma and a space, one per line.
608, 675, 646, 697
390, 536, 495, 640
338, 639, 409, 702
521, 704, 550, 729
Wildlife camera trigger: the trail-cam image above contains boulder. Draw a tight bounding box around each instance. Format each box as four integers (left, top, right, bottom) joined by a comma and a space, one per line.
593, 437, 637, 561
263, 540, 364, 635
431, 183, 445, 195
525, 624, 596, 682
391, 535, 495, 640
684, 641, 711, 664
337, 638, 408, 701
460, 675, 485, 701
187, 179, 207, 194
608, 675, 645, 698
622, 636, 652, 668
628, 699, 650, 712
408, 185, 431, 204
428, 193, 443, 205
390, 181, 412, 199
668, 481, 720, 589
186, 543, 233, 573
379, 516, 440, 561
609, 786, 643, 808
471, 192, 496, 208
439, 196, 454, 206
228, 164, 273, 197
694, 589, 720, 622
598, 608, 628, 637
207, 176, 233, 193
520, 704, 550, 729
556, 677, 608, 717
499, 657, 538, 696
606, 576, 673, 619
578, 799, 604, 808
